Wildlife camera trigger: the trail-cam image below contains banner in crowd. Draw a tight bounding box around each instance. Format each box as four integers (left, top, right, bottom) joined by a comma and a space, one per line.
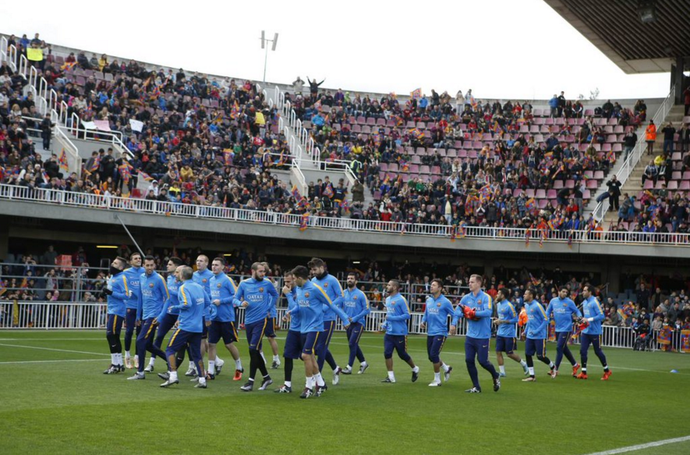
681, 330, 690, 354
27, 48, 43, 61
93, 120, 111, 132
657, 325, 672, 351
129, 119, 144, 133
58, 149, 69, 171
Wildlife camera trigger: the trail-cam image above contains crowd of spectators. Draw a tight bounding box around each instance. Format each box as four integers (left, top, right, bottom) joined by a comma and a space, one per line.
2, 33, 688, 241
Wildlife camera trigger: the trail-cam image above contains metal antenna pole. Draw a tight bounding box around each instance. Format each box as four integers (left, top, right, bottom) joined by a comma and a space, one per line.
115, 214, 145, 257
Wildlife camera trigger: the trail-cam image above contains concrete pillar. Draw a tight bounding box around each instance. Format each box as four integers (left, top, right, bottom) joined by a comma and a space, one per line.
0, 222, 7, 261
673, 56, 685, 105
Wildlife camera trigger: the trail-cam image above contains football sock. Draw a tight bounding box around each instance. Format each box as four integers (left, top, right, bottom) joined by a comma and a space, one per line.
111, 354, 117, 364
209, 360, 215, 373
285, 381, 292, 387
273, 355, 279, 362
499, 365, 506, 374
388, 371, 395, 381
434, 372, 441, 382
125, 351, 131, 358
442, 362, 450, 373
528, 367, 535, 376
412, 366, 420, 373
235, 359, 242, 370
149, 357, 155, 366
315, 373, 325, 386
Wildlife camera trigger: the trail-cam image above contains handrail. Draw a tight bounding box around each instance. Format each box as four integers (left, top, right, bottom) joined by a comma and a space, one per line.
54, 126, 82, 177
592, 84, 677, 221
1, 183, 688, 246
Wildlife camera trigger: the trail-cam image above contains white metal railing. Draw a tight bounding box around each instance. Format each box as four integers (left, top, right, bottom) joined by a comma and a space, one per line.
2, 301, 686, 353
1, 183, 689, 246
592, 85, 677, 221
54, 126, 82, 177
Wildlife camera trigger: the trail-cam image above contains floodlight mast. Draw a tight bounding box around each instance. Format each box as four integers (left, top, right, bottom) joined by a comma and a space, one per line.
260, 31, 279, 84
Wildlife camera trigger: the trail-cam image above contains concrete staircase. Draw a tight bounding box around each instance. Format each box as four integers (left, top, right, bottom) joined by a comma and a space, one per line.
600, 105, 686, 227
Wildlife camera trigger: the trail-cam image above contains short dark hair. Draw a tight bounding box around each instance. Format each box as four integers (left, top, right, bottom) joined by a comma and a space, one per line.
497, 288, 509, 301
179, 266, 193, 281
525, 288, 535, 297
130, 252, 142, 260
169, 257, 183, 266
347, 272, 358, 279
389, 279, 401, 291
143, 255, 155, 262
582, 284, 594, 293
291, 265, 309, 280
251, 262, 263, 272
307, 257, 325, 269
213, 257, 226, 265
431, 278, 444, 288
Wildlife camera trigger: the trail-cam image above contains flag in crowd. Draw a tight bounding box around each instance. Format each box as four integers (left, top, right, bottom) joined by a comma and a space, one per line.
410, 88, 422, 99
299, 213, 309, 231
58, 149, 69, 171
138, 171, 154, 182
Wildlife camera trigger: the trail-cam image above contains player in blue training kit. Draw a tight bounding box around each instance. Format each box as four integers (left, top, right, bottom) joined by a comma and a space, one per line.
420, 279, 457, 386
160, 266, 215, 389
146, 257, 183, 373
381, 280, 420, 384
452, 274, 500, 393
233, 262, 279, 392
261, 262, 281, 370
208, 257, 243, 381
103, 257, 130, 374
546, 287, 582, 378
521, 288, 556, 382
577, 284, 611, 381
276, 272, 301, 393
493, 288, 529, 378
340, 272, 371, 376
308, 257, 346, 385
128, 256, 169, 380
185, 254, 215, 377
122, 252, 143, 369
284, 265, 351, 398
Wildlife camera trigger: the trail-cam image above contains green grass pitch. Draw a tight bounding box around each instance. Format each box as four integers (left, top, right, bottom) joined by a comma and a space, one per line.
1, 330, 689, 455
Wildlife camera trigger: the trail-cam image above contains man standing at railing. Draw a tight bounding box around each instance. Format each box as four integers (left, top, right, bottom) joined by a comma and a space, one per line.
420, 279, 456, 387
123, 252, 144, 369
309, 257, 347, 386
128, 256, 168, 381
545, 287, 582, 378
451, 274, 500, 393
340, 272, 371, 376
576, 284, 611, 381
103, 256, 130, 375
39, 114, 54, 151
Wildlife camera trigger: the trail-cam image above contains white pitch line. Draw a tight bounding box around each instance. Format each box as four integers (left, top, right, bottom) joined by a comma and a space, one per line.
0, 358, 104, 365
0, 342, 109, 357
585, 435, 690, 454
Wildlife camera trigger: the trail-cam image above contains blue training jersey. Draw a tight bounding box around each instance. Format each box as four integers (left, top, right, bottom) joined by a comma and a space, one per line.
342, 287, 370, 325
383, 293, 410, 336
159, 275, 181, 319
525, 299, 548, 339
286, 287, 301, 332
193, 268, 213, 298
422, 294, 458, 336
311, 274, 344, 322
582, 296, 605, 335
138, 271, 169, 320
209, 272, 238, 322
546, 297, 582, 333
496, 299, 519, 338
288, 281, 348, 333
173, 281, 212, 333
106, 271, 129, 317
123, 266, 143, 310
233, 277, 279, 325
456, 291, 493, 339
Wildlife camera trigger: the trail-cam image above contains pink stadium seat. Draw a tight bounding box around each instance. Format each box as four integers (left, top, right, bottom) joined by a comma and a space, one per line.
538, 199, 549, 208
583, 189, 591, 199
565, 180, 575, 189
668, 181, 678, 190
612, 144, 622, 152
389, 163, 399, 172
586, 180, 598, 189
683, 171, 690, 180
366, 117, 376, 125
672, 153, 681, 161
536, 189, 546, 199
680, 181, 690, 190
593, 171, 604, 179
553, 180, 564, 189
672, 171, 682, 180
643, 180, 654, 189
525, 189, 535, 198
534, 118, 545, 125
584, 109, 594, 116
547, 189, 557, 199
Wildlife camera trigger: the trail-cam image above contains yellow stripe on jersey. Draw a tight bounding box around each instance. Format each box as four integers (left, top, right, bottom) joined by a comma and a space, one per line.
401, 295, 411, 314
363, 291, 369, 307
485, 293, 493, 310
334, 279, 344, 297
537, 302, 547, 318
159, 274, 169, 299
228, 276, 238, 293
180, 285, 188, 306
593, 298, 603, 315
507, 302, 516, 317
122, 276, 129, 294
312, 284, 333, 305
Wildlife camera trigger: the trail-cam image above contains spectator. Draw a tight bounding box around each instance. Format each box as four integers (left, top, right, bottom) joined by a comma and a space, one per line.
645, 120, 656, 155
606, 175, 621, 212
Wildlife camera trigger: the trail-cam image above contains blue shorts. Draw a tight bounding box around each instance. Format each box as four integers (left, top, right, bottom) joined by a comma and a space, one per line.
525, 338, 547, 357
426, 335, 446, 363
245, 319, 268, 350
383, 334, 409, 360
165, 328, 202, 358
465, 336, 491, 364
302, 331, 321, 356
283, 330, 304, 359
208, 320, 238, 345
106, 313, 124, 336
322, 320, 336, 347
264, 317, 277, 338
495, 336, 517, 354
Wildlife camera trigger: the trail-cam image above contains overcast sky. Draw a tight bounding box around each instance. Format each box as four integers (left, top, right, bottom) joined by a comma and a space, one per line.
1, 0, 671, 101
